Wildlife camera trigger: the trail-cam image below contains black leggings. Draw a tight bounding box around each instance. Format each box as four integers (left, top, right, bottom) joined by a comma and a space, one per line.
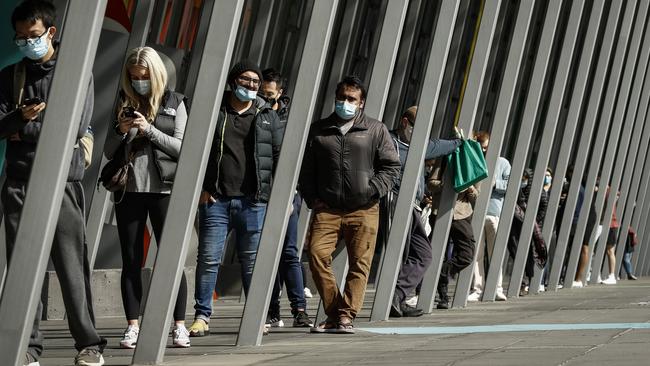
115, 192, 188, 322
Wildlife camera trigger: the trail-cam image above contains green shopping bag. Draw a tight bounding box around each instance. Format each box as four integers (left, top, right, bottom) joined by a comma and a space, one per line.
448, 139, 488, 193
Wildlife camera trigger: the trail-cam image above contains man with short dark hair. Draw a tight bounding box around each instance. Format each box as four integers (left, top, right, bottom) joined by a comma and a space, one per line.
190, 60, 284, 337
0, 1, 106, 365
260, 68, 313, 329
300, 76, 401, 333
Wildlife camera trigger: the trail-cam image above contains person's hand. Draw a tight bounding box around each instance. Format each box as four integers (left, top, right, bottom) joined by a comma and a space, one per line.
117, 112, 134, 134
131, 111, 150, 133
422, 195, 433, 206
199, 191, 216, 204
20, 102, 46, 121
453, 126, 464, 139
9, 133, 21, 141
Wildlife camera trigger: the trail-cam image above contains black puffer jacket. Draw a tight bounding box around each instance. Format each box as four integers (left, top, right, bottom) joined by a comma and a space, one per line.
202, 94, 283, 202
299, 112, 401, 211
0, 52, 92, 182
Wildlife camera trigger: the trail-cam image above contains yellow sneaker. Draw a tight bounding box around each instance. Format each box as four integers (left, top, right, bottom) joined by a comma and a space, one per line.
188, 319, 209, 337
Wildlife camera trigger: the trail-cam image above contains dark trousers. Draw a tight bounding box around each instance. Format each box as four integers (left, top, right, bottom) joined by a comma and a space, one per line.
395, 208, 432, 301
2, 180, 106, 360
438, 215, 475, 291
269, 194, 307, 315
115, 192, 188, 322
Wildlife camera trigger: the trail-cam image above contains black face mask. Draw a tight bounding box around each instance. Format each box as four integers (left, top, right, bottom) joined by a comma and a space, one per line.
261, 94, 277, 106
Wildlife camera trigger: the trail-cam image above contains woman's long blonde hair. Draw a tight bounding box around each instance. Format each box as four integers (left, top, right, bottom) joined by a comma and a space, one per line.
120, 47, 168, 121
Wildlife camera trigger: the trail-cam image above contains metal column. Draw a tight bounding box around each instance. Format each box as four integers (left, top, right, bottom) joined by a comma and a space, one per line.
529, 0, 611, 294
131, 1, 244, 364
86, 0, 157, 268
369, 0, 460, 321
453, 0, 537, 306
507, 0, 586, 298
417, 0, 503, 313
247, 0, 276, 65
0, 1, 107, 365
320, 0, 363, 118
588, 7, 650, 284
632, 137, 650, 271
351, 0, 410, 322
482, 1, 563, 302
612, 38, 650, 277
547, 0, 636, 290
566, 0, 649, 287
236, 0, 339, 346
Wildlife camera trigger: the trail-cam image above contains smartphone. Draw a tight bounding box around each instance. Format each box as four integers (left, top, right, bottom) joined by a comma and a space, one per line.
23, 97, 43, 106
122, 106, 136, 118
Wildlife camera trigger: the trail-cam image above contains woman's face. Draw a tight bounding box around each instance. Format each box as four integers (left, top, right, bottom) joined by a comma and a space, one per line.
128, 65, 150, 80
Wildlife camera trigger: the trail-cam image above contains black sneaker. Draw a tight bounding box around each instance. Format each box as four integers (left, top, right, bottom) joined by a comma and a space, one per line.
265, 313, 284, 328
292, 310, 314, 327
24, 353, 39, 366
400, 302, 424, 317
74, 347, 104, 366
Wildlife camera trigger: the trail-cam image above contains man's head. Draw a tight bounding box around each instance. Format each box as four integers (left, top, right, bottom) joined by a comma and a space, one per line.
228, 60, 263, 103
474, 131, 490, 155
334, 75, 366, 120
398, 106, 417, 143
261, 68, 285, 108
12, 0, 57, 62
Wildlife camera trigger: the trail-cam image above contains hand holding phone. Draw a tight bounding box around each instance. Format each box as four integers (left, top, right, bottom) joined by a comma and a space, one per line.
20, 97, 46, 121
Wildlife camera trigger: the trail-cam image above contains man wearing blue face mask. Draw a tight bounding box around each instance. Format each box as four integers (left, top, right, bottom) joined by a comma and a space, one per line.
300, 76, 401, 333
190, 60, 283, 337
0, 1, 105, 365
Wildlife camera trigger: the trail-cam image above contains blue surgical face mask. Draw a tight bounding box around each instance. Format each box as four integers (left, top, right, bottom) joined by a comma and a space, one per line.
131, 79, 151, 95
335, 100, 357, 120
521, 180, 528, 189
544, 176, 552, 186
17, 29, 50, 60
235, 85, 257, 102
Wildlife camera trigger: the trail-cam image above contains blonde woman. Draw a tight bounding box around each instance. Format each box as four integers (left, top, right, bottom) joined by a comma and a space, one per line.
104, 47, 189, 349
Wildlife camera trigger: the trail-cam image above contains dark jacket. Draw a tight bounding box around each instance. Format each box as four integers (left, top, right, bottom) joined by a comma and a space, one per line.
0, 53, 92, 182
202, 94, 283, 202
299, 112, 401, 211
148, 90, 186, 183
276, 95, 291, 126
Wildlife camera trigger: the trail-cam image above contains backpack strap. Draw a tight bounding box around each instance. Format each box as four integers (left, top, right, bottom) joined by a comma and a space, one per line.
13, 61, 26, 107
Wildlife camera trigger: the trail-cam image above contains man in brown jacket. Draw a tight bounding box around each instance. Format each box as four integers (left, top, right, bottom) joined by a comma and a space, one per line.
427, 159, 479, 309
299, 76, 400, 333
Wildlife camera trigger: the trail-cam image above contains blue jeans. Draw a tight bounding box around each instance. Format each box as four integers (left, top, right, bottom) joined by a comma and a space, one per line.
194, 196, 266, 321
269, 194, 307, 315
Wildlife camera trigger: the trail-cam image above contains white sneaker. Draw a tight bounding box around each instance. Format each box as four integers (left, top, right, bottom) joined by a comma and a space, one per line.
495, 291, 507, 301
172, 325, 191, 348
467, 291, 481, 302
572, 281, 583, 288
304, 287, 313, 298
597, 274, 603, 283
405, 295, 418, 307
539, 284, 545, 292
119, 325, 139, 349
602, 274, 617, 285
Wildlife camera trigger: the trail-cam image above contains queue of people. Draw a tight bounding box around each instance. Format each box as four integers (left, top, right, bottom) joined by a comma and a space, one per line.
0, 2, 642, 366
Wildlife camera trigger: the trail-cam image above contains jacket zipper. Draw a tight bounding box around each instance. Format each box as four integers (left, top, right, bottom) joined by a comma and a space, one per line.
215, 113, 228, 190
339, 133, 345, 207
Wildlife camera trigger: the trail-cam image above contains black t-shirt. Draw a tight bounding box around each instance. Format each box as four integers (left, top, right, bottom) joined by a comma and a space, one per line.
218, 104, 257, 197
